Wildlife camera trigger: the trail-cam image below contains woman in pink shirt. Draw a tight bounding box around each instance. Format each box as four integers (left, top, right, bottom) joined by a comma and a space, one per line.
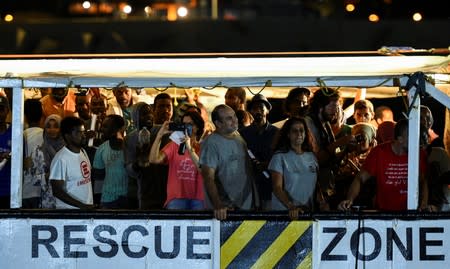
149, 110, 205, 210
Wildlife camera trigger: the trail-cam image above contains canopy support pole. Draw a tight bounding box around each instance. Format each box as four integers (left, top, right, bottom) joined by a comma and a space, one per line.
10, 87, 24, 209
407, 86, 420, 210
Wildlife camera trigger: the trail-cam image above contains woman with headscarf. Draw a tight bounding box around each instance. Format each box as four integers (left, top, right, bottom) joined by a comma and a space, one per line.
41, 114, 65, 208
42, 115, 65, 169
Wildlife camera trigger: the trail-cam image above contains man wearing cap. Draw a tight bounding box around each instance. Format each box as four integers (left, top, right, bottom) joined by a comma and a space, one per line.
0, 96, 11, 208
240, 94, 279, 210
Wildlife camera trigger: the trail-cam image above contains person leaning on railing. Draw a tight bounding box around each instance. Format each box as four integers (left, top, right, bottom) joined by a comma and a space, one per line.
199, 104, 257, 220
338, 119, 429, 212
268, 117, 327, 220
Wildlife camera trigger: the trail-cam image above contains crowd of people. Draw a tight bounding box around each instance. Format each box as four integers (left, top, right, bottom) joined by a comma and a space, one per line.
0, 86, 448, 220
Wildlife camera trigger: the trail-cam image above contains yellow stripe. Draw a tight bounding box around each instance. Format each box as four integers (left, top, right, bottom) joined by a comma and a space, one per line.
221, 220, 266, 269
296, 251, 312, 269
251, 221, 312, 269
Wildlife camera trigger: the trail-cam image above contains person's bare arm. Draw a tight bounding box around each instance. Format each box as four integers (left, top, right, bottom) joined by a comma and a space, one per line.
272, 171, 302, 220
185, 135, 200, 169
51, 180, 94, 209
338, 168, 372, 211
149, 121, 170, 164
316, 181, 329, 212
201, 165, 227, 220
149, 133, 166, 164
184, 89, 196, 105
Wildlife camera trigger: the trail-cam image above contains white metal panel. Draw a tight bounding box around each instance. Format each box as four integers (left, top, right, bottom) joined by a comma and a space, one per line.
314, 219, 450, 269
0, 219, 217, 269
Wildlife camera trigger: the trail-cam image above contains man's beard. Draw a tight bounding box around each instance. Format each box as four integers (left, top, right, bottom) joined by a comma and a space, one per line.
252, 114, 264, 124
322, 110, 337, 123
119, 99, 130, 109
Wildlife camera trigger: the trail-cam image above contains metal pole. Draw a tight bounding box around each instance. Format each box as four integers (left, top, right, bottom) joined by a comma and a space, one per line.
425, 82, 450, 109
407, 87, 420, 210
10, 87, 24, 208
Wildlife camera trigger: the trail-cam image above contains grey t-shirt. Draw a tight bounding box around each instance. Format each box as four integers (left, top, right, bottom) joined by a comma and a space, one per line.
268, 150, 318, 210
199, 132, 253, 209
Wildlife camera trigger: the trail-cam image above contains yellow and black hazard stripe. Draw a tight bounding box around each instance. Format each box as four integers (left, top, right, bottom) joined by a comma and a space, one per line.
220, 220, 312, 269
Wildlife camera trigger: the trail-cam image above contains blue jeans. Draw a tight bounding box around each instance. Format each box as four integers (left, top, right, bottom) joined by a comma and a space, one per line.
166, 199, 204, 210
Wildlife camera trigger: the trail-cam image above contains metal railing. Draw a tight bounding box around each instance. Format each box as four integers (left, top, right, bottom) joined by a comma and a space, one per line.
2, 209, 450, 220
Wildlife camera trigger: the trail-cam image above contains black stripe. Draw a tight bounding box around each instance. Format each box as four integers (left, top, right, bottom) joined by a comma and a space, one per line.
221, 220, 243, 245
226, 221, 290, 269
275, 225, 313, 269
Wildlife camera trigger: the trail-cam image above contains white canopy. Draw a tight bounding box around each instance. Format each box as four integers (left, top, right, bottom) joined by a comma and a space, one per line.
1, 51, 449, 209
0, 53, 449, 89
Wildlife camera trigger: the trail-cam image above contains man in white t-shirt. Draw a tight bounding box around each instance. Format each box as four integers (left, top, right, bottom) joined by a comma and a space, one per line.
50, 116, 94, 209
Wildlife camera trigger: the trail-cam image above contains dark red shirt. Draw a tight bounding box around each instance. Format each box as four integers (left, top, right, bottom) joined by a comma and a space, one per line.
362, 142, 426, 211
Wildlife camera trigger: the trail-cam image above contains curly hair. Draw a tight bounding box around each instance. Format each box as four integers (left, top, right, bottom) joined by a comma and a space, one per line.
309, 87, 340, 114
182, 110, 205, 141
273, 117, 315, 153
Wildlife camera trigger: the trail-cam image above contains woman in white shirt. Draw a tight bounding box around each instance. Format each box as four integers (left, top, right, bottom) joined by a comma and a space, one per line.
269, 117, 326, 219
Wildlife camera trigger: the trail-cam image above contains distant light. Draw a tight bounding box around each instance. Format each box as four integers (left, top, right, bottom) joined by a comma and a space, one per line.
82, 1, 91, 9
144, 6, 152, 14
177, 6, 188, 17
368, 14, 380, 22
4, 14, 13, 22
122, 5, 132, 14
345, 4, 355, 12
412, 12, 422, 21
